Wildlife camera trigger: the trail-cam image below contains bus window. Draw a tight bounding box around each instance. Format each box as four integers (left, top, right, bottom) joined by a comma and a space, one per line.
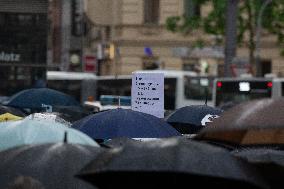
214, 79, 272, 107
165, 78, 176, 110
47, 80, 82, 102
47, 71, 97, 104
184, 76, 213, 101
282, 82, 284, 97
96, 79, 132, 100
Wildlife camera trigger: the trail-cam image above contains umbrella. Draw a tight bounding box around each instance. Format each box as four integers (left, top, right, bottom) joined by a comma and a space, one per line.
102, 137, 145, 148
4, 88, 81, 111
232, 148, 284, 189
5, 176, 45, 189
27, 112, 72, 127
72, 108, 181, 140
166, 105, 223, 134
52, 105, 90, 123
0, 143, 103, 189
77, 138, 268, 189
0, 117, 99, 151
196, 98, 284, 146
0, 113, 23, 122
0, 105, 26, 117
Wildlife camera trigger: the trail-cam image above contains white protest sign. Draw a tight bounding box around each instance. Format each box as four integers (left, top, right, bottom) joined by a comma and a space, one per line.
131, 72, 164, 118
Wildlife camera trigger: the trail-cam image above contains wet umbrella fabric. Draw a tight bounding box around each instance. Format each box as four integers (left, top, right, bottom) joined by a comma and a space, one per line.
102, 137, 145, 148
166, 105, 223, 134
4, 88, 81, 110
53, 105, 90, 123
77, 138, 268, 189
0, 143, 103, 189
0, 105, 26, 117
27, 113, 72, 127
232, 148, 284, 189
72, 109, 181, 140
0, 117, 99, 151
196, 98, 284, 146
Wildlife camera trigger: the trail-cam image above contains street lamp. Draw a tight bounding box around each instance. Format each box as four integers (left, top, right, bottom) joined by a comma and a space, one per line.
255, 0, 272, 77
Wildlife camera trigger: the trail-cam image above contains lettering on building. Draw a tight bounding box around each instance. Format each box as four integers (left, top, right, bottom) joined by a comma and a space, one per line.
0, 52, 21, 62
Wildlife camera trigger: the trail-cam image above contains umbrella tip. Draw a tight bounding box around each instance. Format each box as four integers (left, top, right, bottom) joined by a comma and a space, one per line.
63, 131, 68, 143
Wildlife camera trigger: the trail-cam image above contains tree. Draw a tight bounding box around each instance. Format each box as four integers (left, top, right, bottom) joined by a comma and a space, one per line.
166, 0, 284, 76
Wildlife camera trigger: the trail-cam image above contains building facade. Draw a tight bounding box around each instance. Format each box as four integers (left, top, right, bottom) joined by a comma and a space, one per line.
85, 0, 284, 76
0, 0, 48, 96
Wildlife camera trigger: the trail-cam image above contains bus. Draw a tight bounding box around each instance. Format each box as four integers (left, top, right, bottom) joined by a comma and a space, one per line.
95, 70, 215, 110
212, 77, 274, 108
272, 78, 284, 98
47, 71, 97, 104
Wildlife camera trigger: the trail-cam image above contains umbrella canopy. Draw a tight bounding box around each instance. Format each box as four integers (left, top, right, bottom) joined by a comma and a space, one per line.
27, 112, 72, 127
0, 143, 103, 189
102, 137, 144, 148
166, 105, 223, 134
0, 113, 23, 122
196, 98, 284, 146
0, 117, 99, 151
0, 105, 26, 117
52, 105, 90, 123
4, 88, 81, 110
232, 148, 284, 189
77, 138, 268, 189
72, 109, 181, 140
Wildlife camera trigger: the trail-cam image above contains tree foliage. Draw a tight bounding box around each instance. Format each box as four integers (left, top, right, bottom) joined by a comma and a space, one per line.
166, 0, 284, 63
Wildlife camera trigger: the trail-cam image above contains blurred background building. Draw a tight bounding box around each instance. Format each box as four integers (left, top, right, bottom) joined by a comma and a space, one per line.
1, 0, 284, 82
83, 0, 284, 77
0, 0, 48, 95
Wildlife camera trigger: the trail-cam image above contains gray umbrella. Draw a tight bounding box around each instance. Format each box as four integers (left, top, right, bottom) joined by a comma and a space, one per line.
232, 148, 284, 189
102, 137, 142, 148
0, 143, 104, 189
196, 98, 284, 146
77, 138, 269, 189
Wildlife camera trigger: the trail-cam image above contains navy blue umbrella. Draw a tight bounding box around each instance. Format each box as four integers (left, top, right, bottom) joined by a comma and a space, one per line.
72, 109, 181, 140
166, 105, 223, 134
4, 88, 81, 110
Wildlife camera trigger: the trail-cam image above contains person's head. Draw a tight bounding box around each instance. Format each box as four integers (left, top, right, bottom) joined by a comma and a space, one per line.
5, 176, 45, 189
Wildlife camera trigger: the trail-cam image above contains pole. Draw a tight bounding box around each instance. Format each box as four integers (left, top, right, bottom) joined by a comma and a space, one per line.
255, 0, 272, 77
224, 0, 239, 77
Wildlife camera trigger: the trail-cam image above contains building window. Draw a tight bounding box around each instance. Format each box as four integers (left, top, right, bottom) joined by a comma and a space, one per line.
182, 58, 200, 73
184, 0, 200, 18
142, 56, 159, 70
144, 0, 160, 24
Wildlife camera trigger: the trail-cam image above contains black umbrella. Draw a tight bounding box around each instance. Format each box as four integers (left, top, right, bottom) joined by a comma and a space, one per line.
102, 137, 151, 148
4, 88, 81, 111
0, 143, 103, 189
72, 109, 181, 140
232, 148, 284, 189
196, 98, 284, 146
166, 105, 223, 134
77, 138, 268, 189
52, 106, 89, 123
0, 105, 26, 117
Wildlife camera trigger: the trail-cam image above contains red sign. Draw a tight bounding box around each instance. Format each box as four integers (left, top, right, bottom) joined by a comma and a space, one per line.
84, 55, 96, 72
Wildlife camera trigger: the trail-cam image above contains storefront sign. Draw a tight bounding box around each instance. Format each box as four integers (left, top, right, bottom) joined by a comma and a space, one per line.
0, 51, 20, 62
84, 55, 96, 72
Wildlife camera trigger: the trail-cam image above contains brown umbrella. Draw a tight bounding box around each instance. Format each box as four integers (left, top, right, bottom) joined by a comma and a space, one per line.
195, 98, 284, 146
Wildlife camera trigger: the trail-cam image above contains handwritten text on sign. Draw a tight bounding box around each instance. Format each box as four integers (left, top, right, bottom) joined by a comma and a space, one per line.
131, 72, 164, 118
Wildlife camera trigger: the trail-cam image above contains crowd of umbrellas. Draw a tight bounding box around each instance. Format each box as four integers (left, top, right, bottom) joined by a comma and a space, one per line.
0, 87, 283, 189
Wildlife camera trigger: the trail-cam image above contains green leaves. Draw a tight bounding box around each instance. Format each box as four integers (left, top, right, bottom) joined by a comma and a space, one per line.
165, 0, 284, 56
